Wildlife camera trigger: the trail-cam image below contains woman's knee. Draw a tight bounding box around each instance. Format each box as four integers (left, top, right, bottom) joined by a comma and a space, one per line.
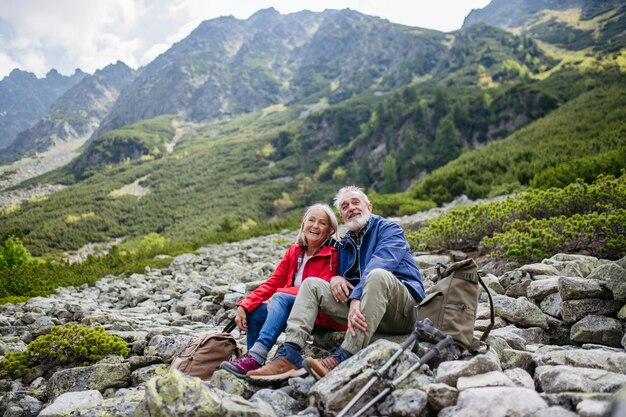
270, 292, 296, 307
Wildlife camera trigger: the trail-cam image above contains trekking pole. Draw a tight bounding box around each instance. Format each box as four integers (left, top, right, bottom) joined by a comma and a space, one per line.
336, 319, 457, 417
351, 333, 455, 417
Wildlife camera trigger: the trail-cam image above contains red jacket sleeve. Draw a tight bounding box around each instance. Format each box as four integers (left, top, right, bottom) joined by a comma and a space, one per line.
236, 245, 299, 312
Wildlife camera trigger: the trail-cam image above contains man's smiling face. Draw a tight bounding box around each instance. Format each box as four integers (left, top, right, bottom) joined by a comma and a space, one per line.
339, 190, 373, 232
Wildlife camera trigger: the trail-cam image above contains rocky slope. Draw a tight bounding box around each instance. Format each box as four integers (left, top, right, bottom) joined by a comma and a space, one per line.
1, 227, 625, 416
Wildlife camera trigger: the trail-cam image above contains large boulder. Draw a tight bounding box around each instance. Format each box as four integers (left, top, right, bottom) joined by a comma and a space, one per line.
47, 362, 131, 401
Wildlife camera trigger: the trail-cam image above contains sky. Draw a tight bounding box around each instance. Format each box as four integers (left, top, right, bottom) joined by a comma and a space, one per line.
0, 0, 492, 79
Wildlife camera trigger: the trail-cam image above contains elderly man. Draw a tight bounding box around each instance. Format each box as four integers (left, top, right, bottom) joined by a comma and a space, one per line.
247, 185, 425, 382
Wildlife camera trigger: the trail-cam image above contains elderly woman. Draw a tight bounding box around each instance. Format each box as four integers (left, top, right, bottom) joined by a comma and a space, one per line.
220, 203, 345, 378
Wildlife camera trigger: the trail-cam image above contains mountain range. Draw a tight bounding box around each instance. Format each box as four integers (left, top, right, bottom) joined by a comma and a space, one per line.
0, 0, 624, 257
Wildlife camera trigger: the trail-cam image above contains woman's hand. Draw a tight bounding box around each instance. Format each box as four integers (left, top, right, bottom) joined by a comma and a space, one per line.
347, 300, 367, 337
235, 306, 248, 331
330, 275, 354, 303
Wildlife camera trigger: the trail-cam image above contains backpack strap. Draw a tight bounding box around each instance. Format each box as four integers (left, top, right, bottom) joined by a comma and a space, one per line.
468, 270, 495, 354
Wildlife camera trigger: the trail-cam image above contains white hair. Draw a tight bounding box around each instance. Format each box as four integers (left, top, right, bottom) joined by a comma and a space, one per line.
295, 204, 339, 246
333, 185, 370, 211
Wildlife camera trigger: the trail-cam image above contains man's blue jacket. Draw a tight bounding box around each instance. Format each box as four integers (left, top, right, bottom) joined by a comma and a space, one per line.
336, 214, 425, 302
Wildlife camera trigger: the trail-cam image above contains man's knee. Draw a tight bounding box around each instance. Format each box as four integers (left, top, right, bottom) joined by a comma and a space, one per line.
301, 276, 329, 292
365, 268, 395, 286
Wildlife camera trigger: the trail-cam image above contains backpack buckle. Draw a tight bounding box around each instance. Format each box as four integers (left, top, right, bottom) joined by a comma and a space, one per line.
463, 272, 478, 283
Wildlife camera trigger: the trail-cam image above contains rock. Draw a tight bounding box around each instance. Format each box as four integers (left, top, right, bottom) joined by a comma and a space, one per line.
527, 278, 560, 301
500, 349, 535, 373
560, 299, 622, 324
533, 348, 626, 374
435, 350, 501, 387
504, 368, 535, 389
251, 388, 300, 417
414, 254, 451, 270
131, 364, 168, 386
540, 292, 563, 318
557, 277, 612, 301
519, 264, 560, 276
309, 339, 433, 416
442, 387, 547, 417
377, 388, 428, 417
456, 371, 514, 390
530, 406, 579, 417
570, 315, 625, 347
39, 390, 103, 416
426, 383, 459, 411
209, 370, 257, 399
47, 362, 131, 401
588, 263, 626, 302
535, 365, 626, 393
144, 334, 193, 362
492, 295, 549, 330
576, 398, 612, 417
138, 370, 276, 417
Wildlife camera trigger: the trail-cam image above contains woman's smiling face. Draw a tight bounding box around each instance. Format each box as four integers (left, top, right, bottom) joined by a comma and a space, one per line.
302, 207, 331, 248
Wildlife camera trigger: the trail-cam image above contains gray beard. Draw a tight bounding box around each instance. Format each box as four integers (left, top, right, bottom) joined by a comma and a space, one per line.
345, 212, 371, 233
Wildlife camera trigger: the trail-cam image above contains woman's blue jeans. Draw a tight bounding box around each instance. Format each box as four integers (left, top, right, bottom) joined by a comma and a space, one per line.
246, 292, 296, 351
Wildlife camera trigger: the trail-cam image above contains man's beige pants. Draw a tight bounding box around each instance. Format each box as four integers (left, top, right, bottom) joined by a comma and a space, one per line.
285, 268, 419, 354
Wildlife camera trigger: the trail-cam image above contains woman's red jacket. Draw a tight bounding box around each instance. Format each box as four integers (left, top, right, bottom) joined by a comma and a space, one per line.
236, 243, 346, 331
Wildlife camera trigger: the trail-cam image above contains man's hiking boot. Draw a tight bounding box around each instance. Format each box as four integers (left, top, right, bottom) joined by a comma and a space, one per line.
246, 343, 306, 384
219, 354, 261, 378
302, 347, 352, 380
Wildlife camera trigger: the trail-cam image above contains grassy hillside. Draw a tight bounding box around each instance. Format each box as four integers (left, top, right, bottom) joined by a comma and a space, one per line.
411, 66, 626, 204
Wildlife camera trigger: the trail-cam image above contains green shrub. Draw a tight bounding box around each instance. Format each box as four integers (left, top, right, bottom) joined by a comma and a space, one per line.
0, 324, 129, 379
482, 210, 626, 262
0, 236, 31, 270
369, 192, 436, 217
407, 174, 626, 262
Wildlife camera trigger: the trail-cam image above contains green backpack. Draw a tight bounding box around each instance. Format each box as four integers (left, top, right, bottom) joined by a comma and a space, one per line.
416, 258, 494, 352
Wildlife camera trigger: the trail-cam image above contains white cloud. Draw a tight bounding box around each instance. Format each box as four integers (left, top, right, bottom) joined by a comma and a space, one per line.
0, 0, 491, 78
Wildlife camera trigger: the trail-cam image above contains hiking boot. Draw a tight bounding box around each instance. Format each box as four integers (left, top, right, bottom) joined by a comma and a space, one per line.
302, 348, 351, 380
219, 354, 261, 378
246, 343, 306, 384
247, 357, 307, 383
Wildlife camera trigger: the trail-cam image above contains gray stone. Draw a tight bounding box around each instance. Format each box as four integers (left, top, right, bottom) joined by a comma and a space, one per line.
414, 254, 451, 269
131, 364, 168, 387
558, 277, 612, 301
377, 388, 428, 417
47, 363, 131, 401
138, 370, 276, 417
535, 365, 626, 393
309, 339, 433, 415
457, 371, 515, 390
533, 348, 626, 374
571, 315, 625, 347
490, 327, 527, 350
39, 390, 103, 417
576, 398, 612, 417
493, 295, 549, 330
144, 334, 193, 362
435, 350, 501, 387
504, 368, 535, 389
500, 349, 535, 373
426, 383, 458, 411
561, 298, 622, 324
519, 263, 561, 276
209, 369, 257, 399
251, 389, 299, 417
540, 292, 563, 318
528, 278, 560, 301
530, 406, 579, 417
444, 387, 547, 417
588, 263, 626, 302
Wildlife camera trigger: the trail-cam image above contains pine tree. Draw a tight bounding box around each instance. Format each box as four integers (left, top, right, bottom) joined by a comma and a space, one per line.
381, 154, 398, 193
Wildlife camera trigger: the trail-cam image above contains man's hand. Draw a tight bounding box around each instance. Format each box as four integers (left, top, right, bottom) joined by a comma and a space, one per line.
235, 306, 248, 331
347, 300, 367, 337
330, 276, 354, 303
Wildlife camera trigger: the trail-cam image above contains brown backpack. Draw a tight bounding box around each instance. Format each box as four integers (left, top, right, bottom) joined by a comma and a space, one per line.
170, 321, 240, 380
416, 258, 494, 352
